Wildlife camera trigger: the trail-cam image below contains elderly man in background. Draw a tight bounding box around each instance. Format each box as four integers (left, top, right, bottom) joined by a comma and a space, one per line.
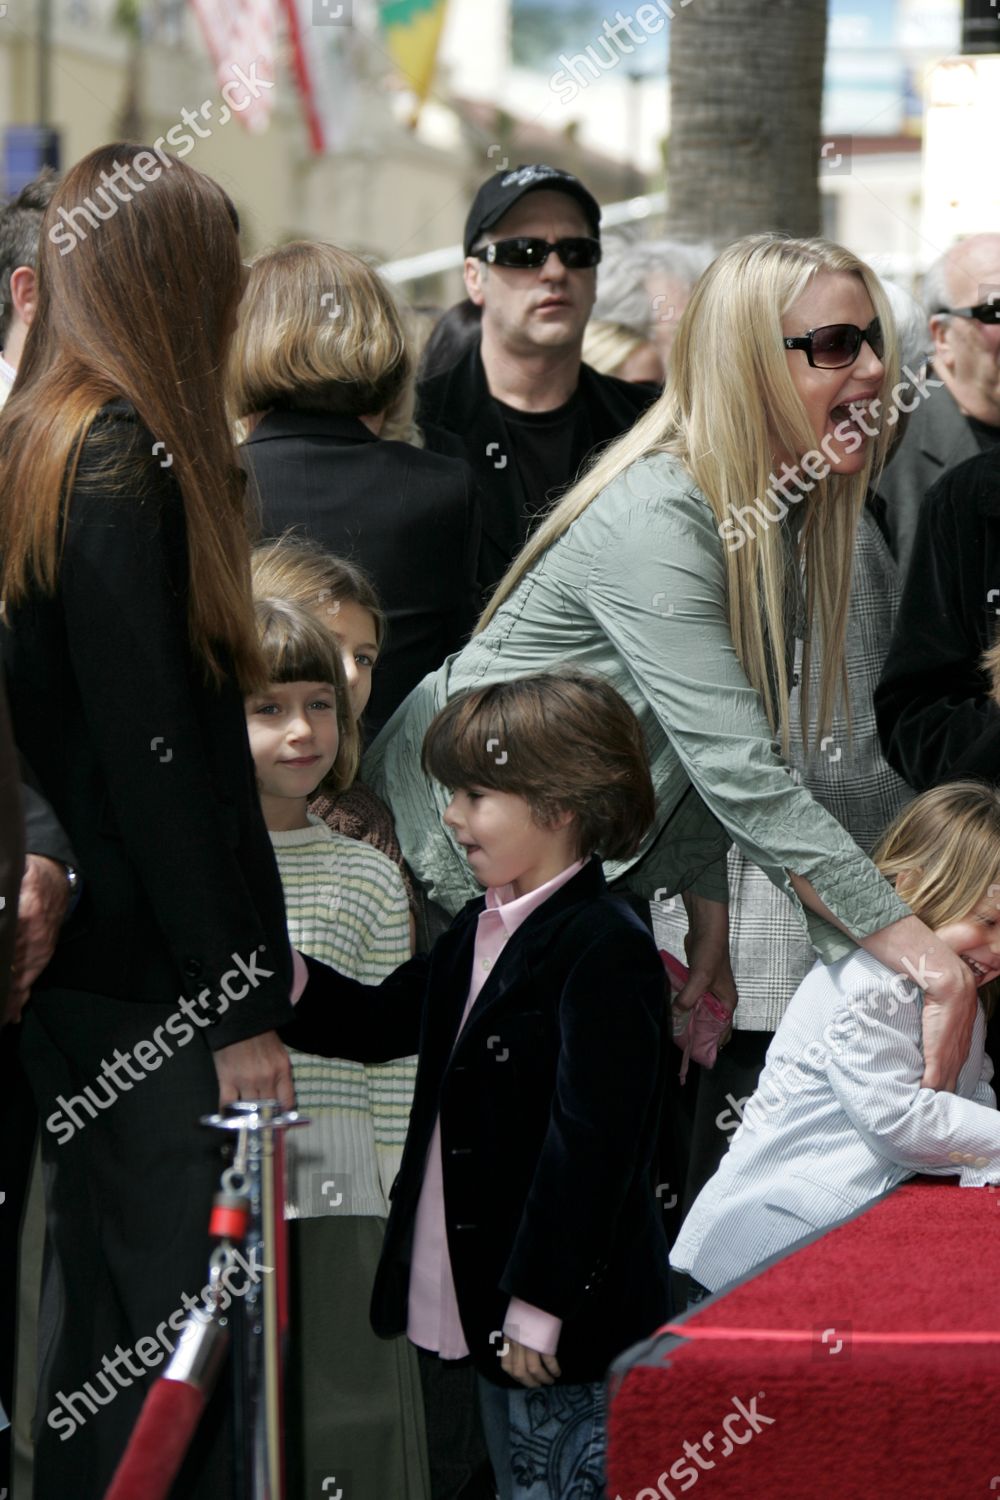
879, 233, 1000, 578
592, 236, 715, 373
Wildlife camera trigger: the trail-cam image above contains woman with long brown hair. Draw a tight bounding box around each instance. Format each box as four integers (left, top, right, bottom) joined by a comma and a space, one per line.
0, 144, 294, 1498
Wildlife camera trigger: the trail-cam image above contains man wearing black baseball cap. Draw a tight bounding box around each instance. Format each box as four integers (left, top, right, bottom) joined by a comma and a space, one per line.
418, 163, 659, 598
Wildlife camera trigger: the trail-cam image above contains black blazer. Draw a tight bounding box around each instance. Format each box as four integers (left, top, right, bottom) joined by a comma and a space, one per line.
241, 409, 482, 740
877, 375, 981, 577
283, 858, 672, 1385
875, 447, 1000, 789
1, 402, 292, 1046
20, 753, 76, 867
417, 345, 659, 597
0, 682, 24, 1009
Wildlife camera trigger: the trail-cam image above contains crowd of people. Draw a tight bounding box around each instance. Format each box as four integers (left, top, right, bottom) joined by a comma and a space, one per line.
1, 143, 1000, 1500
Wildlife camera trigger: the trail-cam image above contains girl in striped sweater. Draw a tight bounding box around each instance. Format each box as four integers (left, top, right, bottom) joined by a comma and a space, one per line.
245, 595, 429, 1498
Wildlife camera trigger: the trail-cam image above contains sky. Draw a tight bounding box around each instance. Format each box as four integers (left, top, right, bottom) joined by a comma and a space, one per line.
509, 0, 964, 134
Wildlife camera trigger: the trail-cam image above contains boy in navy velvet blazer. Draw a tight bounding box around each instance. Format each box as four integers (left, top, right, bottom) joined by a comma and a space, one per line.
284, 668, 672, 1500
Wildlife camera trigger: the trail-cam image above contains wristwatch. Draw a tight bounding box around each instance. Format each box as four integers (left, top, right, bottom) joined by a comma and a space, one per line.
64, 864, 81, 916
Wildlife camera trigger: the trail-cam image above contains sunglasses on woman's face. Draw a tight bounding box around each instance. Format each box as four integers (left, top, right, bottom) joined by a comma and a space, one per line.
782, 316, 884, 370
472, 236, 602, 270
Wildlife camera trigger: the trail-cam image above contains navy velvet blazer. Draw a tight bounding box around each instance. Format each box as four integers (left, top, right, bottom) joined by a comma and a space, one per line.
284, 856, 673, 1386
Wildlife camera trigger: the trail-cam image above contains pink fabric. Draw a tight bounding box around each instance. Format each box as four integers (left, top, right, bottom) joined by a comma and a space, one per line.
504, 1296, 562, 1357
290, 947, 310, 1004
407, 860, 585, 1359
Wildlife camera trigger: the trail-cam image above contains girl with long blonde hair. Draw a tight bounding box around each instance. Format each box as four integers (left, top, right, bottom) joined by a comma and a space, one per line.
366, 232, 976, 1092
672, 780, 1000, 1296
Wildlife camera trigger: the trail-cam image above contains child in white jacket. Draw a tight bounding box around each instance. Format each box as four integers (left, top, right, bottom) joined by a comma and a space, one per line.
672, 781, 1000, 1295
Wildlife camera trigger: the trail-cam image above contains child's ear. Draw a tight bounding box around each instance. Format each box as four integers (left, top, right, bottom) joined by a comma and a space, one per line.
548, 806, 578, 836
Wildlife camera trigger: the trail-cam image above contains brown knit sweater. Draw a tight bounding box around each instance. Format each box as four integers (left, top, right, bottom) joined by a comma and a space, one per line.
309, 779, 417, 913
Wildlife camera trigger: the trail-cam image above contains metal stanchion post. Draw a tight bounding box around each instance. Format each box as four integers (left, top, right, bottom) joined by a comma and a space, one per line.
202, 1100, 306, 1500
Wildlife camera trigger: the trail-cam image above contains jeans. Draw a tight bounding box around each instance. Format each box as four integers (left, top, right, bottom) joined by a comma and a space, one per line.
477, 1377, 606, 1500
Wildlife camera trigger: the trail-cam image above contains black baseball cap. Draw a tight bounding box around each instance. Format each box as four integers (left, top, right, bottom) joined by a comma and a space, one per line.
463, 164, 602, 256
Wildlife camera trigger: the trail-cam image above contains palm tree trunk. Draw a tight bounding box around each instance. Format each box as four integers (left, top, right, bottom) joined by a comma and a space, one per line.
668, 0, 829, 242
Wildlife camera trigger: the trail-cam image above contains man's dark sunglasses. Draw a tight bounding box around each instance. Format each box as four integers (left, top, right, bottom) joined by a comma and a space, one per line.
782, 316, 884, 370
946, 302, 1000, 325
473, 236, 602, 270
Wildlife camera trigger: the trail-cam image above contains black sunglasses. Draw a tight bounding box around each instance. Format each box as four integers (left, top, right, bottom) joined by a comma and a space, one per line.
783, 316, 884, 370
947, 302, 1000, 326
473, 236, 602, 270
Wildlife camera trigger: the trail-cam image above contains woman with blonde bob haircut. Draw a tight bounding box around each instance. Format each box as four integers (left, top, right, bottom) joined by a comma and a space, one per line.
366, 232, 977, 1092
233, 243, 482, 739
230, 240, 411, 423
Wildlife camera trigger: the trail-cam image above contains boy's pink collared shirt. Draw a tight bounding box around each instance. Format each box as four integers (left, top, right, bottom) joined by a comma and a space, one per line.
406, 859, 585, 1360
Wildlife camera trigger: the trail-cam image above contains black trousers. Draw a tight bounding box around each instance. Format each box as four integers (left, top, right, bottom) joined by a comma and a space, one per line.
415, 1349, 495, 1500
680, 1028, 774, 1218
0, 1024, 37, 1497
19, 988, 233, 1500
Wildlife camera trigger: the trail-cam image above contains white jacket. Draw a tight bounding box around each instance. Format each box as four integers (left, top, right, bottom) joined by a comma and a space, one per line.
671, 949, 999, 1291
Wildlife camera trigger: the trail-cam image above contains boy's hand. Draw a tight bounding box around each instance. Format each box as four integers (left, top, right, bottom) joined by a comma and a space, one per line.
500, 1336, 561, 1388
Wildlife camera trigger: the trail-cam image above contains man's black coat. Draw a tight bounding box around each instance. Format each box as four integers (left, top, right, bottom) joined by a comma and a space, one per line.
242, 408, 482, 740
285, 857, 673, 1386
2, 402, 293, 1043
876, 374, 980, 578
875, 446, 1000, 789
417, 345, 658, 597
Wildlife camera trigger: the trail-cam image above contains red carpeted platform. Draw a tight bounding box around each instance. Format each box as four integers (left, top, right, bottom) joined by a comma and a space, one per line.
608, 1178, 1000, 1500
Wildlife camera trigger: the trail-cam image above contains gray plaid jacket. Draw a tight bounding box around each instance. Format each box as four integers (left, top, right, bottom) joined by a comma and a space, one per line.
655, 505, 912, 1032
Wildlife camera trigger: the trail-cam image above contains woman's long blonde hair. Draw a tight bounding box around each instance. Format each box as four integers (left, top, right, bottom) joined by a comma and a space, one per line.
478, 234, 899, 753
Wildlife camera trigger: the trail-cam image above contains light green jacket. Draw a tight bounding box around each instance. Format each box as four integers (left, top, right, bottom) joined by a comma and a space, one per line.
364, 451, 909, 961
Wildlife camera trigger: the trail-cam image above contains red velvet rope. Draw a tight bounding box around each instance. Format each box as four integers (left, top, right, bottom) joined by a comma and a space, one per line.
103, 1380, 206, 1500
659, 1322, 1000, 1344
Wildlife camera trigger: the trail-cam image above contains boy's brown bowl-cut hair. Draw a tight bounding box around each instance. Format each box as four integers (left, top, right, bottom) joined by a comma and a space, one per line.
421, 669, 655, 862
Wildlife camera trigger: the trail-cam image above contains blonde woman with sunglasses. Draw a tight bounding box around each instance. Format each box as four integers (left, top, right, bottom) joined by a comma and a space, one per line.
367, 233, 977, 1093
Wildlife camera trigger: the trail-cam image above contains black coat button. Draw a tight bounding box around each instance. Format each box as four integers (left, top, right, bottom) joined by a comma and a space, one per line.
183, 958, 202, 979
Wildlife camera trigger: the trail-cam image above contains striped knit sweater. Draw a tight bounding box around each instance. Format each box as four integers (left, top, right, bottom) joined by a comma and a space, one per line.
271, 813, 415, 1220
